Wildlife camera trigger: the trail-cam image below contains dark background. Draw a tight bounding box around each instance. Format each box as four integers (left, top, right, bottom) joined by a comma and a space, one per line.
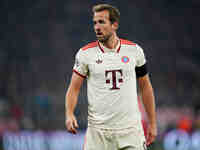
0, 0, 200, 135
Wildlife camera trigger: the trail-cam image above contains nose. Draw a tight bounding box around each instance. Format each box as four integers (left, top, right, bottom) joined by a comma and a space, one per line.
94, 23, 101, 31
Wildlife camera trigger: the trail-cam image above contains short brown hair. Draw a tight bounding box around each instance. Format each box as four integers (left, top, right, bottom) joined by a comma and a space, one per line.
92, 4, 120, 24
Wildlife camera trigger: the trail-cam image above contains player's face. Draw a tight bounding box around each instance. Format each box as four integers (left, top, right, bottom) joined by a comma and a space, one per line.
93, 10, 115, 43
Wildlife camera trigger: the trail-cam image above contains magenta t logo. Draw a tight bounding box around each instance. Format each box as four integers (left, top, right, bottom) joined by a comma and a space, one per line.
105, 69, 123, 90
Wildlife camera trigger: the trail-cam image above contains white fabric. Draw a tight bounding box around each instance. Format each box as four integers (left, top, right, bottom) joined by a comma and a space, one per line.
73, 39, 146, 130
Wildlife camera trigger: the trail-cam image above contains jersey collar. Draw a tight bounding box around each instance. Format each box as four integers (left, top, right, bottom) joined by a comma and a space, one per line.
98, 39, 121, 53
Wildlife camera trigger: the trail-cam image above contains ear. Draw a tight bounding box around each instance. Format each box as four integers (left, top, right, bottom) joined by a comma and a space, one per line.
112, 22, 119, 30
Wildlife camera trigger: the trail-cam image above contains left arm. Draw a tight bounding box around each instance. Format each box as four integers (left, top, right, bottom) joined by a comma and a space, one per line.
138, 74, 157, 145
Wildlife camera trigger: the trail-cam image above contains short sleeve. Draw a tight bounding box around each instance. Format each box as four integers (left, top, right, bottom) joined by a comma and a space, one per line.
73, 49, 88, 78
135, 44, 148, 77
136, 44, 146, 67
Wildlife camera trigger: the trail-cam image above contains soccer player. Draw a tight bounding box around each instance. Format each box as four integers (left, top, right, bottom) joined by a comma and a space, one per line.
65, 4, 157, 150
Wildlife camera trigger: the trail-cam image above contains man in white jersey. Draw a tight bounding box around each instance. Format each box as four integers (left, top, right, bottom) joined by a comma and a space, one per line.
65, 4, 157, 150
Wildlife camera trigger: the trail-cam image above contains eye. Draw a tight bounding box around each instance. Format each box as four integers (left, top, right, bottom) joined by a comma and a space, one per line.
99, 20, 105, 24
93, 21, 97, 25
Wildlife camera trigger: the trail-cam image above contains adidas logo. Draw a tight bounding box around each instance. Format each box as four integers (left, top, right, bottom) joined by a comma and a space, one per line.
96, 59, 103, 64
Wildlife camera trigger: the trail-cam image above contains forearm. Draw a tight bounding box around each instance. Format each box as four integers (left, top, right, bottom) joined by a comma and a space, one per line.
140, 82, 156, 125
65, 73, 84, 117
65, 87, 79, 117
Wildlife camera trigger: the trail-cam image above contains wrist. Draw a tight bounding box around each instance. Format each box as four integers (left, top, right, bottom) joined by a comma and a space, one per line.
66, 111, 74, 117
149, 120, 157, 127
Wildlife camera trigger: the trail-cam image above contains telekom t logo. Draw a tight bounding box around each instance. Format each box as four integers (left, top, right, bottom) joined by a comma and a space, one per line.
105, 69, 123, 90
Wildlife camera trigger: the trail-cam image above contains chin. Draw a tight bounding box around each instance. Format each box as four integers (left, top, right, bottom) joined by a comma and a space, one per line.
98, 39, 105, 43
98, 37, 108, 43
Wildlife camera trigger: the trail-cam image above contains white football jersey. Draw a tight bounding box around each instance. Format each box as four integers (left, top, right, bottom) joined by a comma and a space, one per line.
73, 39, 146, 130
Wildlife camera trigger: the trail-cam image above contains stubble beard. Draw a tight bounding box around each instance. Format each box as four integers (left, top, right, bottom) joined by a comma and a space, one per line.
97, 33, 112, 43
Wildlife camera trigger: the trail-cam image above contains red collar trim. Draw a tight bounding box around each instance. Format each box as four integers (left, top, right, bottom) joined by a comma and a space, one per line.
117, 39, 121, 53
97, 41, 105, 53
97, 39, 121, 53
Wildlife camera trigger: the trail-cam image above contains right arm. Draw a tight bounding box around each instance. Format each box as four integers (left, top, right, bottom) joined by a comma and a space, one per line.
65, 72, 85, 134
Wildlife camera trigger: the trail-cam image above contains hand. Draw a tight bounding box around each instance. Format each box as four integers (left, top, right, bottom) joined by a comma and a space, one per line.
146, 124, 157, 146
66, 114, 79, 134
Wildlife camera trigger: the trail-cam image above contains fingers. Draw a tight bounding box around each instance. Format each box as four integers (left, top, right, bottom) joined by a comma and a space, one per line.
71, 119, 79, 134
146, 133, 155, 146
73, 119, 79, 128
146, 130, 156, 146
66, 118, 79, 134
70, 122, 78, 134
146, 126, 157, 146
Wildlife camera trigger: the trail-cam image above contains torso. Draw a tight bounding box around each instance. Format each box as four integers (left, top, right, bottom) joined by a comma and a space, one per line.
79, 39, 143, 130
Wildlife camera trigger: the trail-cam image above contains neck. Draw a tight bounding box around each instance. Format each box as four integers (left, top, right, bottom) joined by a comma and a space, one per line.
101, 33, 119, 49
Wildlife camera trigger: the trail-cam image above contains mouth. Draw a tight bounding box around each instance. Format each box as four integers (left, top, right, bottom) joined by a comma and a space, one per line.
96, 32, 103, 37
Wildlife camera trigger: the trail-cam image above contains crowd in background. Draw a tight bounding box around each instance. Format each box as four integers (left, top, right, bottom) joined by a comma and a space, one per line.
0, 0, 200, 149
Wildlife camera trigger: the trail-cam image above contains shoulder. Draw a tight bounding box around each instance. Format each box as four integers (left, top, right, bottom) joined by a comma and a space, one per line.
76, 41, 98, 59
120, 39, 145, 56
120, 38, 144, 52
120, 38, 137, 46
81, 41, 98, 51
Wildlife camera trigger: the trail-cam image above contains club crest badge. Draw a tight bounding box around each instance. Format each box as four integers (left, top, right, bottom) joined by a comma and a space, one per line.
121, 56, 130, 64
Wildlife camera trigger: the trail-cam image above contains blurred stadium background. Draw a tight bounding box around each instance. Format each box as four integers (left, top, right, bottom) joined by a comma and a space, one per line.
0, 0, 200, 150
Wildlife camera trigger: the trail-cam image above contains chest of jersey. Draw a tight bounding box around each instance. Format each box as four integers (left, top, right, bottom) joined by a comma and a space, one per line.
88, 51, 136, 89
